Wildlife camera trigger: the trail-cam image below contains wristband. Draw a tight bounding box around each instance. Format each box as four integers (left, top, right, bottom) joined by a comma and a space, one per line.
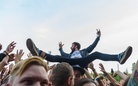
4, 51, 9, 55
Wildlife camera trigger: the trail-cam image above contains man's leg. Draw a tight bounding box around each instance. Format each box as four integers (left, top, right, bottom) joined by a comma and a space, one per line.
80, 46, 132, 66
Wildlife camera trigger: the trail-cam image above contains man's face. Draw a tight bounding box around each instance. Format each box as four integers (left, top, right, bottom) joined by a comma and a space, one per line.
70, 44, 76, 52
74, 70, 82, 83
11, 65, 50, 86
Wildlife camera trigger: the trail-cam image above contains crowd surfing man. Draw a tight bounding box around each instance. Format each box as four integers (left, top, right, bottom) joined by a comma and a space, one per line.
26, 30, 132, 68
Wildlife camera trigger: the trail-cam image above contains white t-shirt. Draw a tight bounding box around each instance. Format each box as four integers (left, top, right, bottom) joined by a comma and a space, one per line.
70, 51, 82, 58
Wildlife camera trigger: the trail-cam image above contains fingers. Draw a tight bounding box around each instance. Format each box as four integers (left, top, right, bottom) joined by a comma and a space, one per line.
27, 53, 33, 58
15, 49, 24, 64
16, 49, 24, 59
19, 49, 24, 57
6, 41, 16, 53
59, 41, 64, 48
59, 41, 62, 44
96, 29, 100, 32
10, 41, 16, 45
10, 41, 16, 48
0, 43, 2, 50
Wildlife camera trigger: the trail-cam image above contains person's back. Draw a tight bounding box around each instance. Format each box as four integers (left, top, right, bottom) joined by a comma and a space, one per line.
49, 62, 74, 86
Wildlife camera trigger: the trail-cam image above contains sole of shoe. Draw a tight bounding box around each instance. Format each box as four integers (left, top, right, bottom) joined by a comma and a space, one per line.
26, 38, 38, 56
120, 46, 132, 64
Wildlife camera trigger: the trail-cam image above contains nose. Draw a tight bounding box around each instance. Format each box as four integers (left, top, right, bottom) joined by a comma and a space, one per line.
34, 82, 41, 86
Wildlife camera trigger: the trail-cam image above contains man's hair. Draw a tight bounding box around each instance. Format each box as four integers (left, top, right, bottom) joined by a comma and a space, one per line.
72, 42, 81, 50
50, 62, 74, 86
9, 56, 48, 84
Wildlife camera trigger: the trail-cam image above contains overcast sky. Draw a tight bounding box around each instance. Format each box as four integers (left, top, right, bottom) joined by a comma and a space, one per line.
0, 0, 138, 73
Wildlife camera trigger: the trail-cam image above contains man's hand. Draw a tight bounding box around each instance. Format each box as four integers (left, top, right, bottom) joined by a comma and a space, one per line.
96, 29, 101, 37
59, 41, 64, 49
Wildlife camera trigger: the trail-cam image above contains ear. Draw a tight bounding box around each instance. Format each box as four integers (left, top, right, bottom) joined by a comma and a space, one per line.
67, 76, 71, 85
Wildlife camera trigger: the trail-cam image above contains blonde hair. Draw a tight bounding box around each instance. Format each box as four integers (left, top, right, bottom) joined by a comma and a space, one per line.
9, 56, 48, 83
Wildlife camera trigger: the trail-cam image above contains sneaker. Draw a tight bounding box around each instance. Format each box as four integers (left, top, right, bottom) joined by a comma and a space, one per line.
119, 46, 132, 64
26, 38, 39, 56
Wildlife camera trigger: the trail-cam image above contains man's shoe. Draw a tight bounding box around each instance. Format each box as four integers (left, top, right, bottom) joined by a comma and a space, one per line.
119, 46, 132, 64
26, 38, 39, 56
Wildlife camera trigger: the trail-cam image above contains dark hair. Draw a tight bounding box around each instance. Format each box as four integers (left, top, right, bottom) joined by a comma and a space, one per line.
74, 78, 97, 86
72, 42, 81, 50
50, 62, 74, 86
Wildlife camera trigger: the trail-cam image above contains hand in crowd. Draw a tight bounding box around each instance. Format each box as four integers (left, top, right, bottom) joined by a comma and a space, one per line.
15, 49, 24, 64
99, 63, 106, 73
8, 53, 15, 62
5, 41, 16, 54
88, 62, 95, 70
59, 41, 64, 49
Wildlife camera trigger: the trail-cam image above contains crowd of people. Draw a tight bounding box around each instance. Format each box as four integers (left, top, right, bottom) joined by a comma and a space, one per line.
0, 29, 137, 86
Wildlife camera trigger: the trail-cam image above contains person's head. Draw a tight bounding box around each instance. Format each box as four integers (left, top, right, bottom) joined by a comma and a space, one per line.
50, 62, 74, 86
74, 78, 97, 86
71, 42, 81, 52
72, 65, 85, 83
7, 56, 50, 86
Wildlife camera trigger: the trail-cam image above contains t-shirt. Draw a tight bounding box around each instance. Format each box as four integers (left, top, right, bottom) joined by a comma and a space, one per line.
70, 51, 82, 58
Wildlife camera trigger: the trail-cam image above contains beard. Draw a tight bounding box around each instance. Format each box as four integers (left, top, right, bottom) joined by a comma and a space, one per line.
71, 48, 75, 54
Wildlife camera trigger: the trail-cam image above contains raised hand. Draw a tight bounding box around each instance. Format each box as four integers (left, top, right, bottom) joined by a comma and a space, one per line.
5, 41, 16, 54
88, 62, 94, 70
99, 63, 106, 73
96, 29, 101, 37
15, 49, 24, 64
59, 41, 64, 49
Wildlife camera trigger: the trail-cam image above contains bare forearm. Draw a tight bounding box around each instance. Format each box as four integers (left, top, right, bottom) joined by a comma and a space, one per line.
106, 73, 121, 86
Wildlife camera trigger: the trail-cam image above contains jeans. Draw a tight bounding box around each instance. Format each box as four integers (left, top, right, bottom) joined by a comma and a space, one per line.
44, 51, 119, 68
